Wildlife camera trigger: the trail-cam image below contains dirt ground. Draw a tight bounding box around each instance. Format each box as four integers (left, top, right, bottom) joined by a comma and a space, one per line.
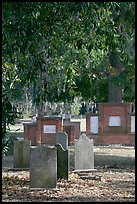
2, 146, 135, 202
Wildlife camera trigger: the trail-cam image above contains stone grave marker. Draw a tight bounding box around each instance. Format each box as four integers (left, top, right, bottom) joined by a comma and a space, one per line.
55, 143, 69, 180
74, 134, 94, 170
56, 132, 68, 150
13, 140, 31, 168
30, 145, 57, 189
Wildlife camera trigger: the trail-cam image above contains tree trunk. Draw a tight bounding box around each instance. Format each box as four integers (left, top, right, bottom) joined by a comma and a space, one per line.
108, 51, 124, 103
108, 77, 123, 102
38, 101, 45, 117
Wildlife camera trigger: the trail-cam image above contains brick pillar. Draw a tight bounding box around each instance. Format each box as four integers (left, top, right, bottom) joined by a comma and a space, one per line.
36, 118, 42, 145
98, 104, 104, 135
126, 104, 132, 133
86, 113, 90, 135
56, 118, 63, 132
24, 124, 29, 140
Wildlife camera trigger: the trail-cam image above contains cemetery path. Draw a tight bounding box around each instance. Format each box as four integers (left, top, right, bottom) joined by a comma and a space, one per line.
2, 146, 135, 202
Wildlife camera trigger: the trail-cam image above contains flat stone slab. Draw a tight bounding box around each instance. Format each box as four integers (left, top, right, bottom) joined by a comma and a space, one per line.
30, 188, 60, 191
80, 175, 101, 181
72, 169, 97, 173
7, 168, 29, 171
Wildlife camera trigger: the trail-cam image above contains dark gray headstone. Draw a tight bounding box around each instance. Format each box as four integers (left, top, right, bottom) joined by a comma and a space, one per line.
30, 145, 57, 189
56, 132, 68, 150
13, 140, 31, 168
55, 143, 69, 180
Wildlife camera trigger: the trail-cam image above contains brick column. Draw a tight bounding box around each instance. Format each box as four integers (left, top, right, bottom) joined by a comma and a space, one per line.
126, 103, 132, 133
23, 124, 29, 140
36, 117, 42, 145
86, 113, 91, 135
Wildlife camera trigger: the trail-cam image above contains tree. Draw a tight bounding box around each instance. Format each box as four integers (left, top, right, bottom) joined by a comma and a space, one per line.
2, 61, 23, 154
2, 2, 135, 153
3, 2, 135, 102
107, 2, 135, 102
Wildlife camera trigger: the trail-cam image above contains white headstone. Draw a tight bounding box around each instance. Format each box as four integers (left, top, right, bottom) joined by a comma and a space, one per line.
74, 134, 94, 170
90, 116, 98, 134
131, 116, 135, 133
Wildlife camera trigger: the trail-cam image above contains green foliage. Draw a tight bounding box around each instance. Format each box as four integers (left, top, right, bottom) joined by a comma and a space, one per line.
2, 2, 135, 103
2, 92, 21, 155
2, 2, 135, 152
2, 61, 23, 155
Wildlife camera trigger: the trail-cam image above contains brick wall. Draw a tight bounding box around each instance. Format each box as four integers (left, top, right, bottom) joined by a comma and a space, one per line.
99, 102, 131, 134
37, 117, 63, 145
90, 134, 135, 145
23, 117, 63, 146
86, 103, 135, 145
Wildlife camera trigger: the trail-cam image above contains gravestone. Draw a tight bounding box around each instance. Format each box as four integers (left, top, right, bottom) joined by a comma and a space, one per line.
74, 134, 94, 170
55, 143, 69, 180
30, 145, 57, 189
13, 140, 31, 168
56, 132, 68, 150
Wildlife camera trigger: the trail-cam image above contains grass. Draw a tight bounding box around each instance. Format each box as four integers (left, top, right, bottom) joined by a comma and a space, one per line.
8, 124, 24, 133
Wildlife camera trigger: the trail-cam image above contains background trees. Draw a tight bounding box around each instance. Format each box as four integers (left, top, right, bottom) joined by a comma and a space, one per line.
2, 2, 135, 154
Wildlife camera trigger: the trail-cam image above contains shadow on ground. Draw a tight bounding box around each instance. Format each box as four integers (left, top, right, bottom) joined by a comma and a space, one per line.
94, 154, 135, 167
69, 148, 135, 169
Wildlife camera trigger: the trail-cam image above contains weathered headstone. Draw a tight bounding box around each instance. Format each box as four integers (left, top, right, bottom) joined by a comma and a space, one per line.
13, 140, 31, 168
56, 132, 68, 150
30, 145, 57, 189
55, 143, 69, 180
74, 134, 94, 170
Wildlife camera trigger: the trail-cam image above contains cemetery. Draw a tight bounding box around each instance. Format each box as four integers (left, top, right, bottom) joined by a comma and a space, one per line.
23, 102, 135, 146
2, 109, 135, 201
2, 101, 135, 202
2, 139, 135, 202
2, 2, 135, 202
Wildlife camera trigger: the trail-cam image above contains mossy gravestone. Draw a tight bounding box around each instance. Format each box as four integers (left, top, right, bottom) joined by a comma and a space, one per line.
30, 145, 57, 189
13, 140, 30, 168
55, 143, 69, 180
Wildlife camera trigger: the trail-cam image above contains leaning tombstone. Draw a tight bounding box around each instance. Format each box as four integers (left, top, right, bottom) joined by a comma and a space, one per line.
13, 140, 31, 169
56, 132, 68, 150
30, 145, 57, 190
74, 134, 94, 170
55, 143, 69, 180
